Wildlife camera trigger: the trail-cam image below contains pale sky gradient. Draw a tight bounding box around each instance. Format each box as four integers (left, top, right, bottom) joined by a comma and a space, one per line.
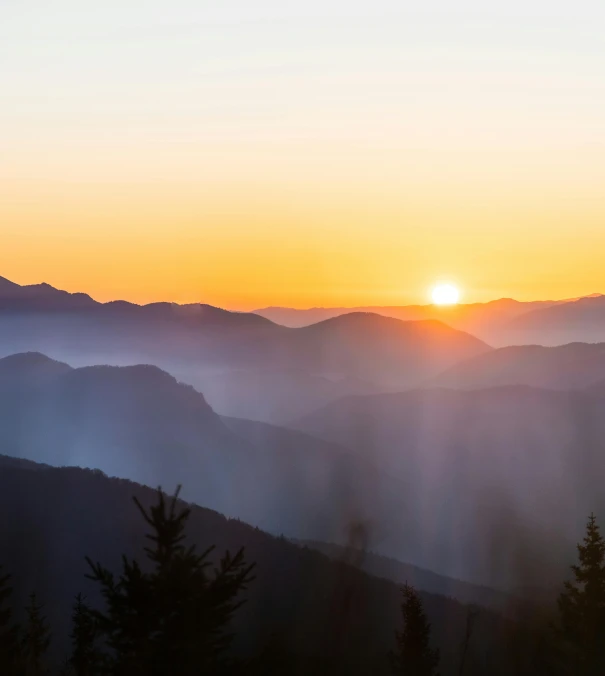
1, 1, 604, 309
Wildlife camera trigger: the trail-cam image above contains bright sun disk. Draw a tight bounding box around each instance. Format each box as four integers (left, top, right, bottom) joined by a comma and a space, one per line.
431, 283, 460, 306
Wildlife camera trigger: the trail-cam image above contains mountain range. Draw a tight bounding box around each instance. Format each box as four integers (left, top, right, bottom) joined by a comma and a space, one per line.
255, 294, 605, 345
0, 349, 600, 592
0, 275, 489, 421
0, 352, 414, 551
3, 274, 605, 592
432, 342, 605, 390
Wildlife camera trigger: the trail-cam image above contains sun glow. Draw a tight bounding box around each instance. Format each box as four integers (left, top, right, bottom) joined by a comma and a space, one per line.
431, 283, 460, 306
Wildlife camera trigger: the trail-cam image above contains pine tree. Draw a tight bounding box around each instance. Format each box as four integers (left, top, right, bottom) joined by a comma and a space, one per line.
85, 486, 255, 675
390, 583, 440, 676
557, 513, 605, 674
69, 594, 102, 676
21, 593, 51, 676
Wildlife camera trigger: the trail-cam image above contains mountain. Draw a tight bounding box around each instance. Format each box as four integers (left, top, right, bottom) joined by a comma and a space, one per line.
0, 276, 490, 394
291, 385, 605, 588
254, 298, 564, 344
297, 541, 515, 613
0, 275, 98, 312
186, 368, 379, 424
0, 457, 520, 675
3, 351, 598, 589
502, 295, 605, 345
432, 343, 605, 390
0, 352, 413, 552
282, 313, 490, 389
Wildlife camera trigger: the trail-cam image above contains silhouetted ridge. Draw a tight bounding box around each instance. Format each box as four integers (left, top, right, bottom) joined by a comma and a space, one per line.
0, 353, 418, 548
0, 274, 276, 329
135, 301, 276, 327
297, 540, 516, 613
0, 275, 22, 292
500, 295, 605, 344
300, 312, 489, 348
0, 278, 97, 311
0, 275, 491, 392
0, 352, 72, 383
0, 459, 518, 674
432, 342, 605, 390
56, 363, 216, 418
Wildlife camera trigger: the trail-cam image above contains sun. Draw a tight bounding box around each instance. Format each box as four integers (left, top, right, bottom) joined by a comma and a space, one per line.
431, 283, 460, 306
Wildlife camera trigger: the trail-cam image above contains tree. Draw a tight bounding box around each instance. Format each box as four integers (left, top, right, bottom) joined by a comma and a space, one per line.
557, 513, 605, 674
21, 592, 51, 676
85, 486, 255, 675
390, 583, 440, 676
69, 594, 102, 676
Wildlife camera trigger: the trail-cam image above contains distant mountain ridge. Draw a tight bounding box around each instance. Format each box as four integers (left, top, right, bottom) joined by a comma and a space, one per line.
432, 342, 605, 390
254, 297, 556, 330
254, 294, 605, 345
5, 275, 605, 347
0, 276, 490, 399
0, 274, 270, 326
504, 295, 605, 345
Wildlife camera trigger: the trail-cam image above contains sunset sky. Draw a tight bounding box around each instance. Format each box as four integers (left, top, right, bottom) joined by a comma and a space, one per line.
1, 1, 604, 309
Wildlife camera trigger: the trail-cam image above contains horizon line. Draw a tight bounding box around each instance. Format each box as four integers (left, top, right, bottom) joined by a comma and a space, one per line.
1, 273, 603, 313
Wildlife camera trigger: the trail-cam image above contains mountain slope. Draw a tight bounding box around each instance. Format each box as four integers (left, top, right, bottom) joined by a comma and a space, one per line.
0, 276, 491, 392
432, 343, 605, 390
188, 368, 378, 424
291, 385, 605, 587
299, 540, 515, 612
0, 275, 97, 311
0, 457, 517, 675
286, 313, 490, 388
502, 295, 605, 345
254, 297, 565, 344
0, 353, 412, 552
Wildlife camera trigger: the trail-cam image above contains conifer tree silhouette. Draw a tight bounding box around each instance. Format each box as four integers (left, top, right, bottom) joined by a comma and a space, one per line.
85, 486, 255, 675
557, 513, 605, 674
390, 583, 440, 676
21, 592, 51, 676
69, 594, 102, 676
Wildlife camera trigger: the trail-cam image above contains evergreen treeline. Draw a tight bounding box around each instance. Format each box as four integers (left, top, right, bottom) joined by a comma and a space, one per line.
2, 471, 605, 674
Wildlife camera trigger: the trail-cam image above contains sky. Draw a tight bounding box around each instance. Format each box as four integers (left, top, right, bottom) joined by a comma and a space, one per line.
1, 1, 604, 309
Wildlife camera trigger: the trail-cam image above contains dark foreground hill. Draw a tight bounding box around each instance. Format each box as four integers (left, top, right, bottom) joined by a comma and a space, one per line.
0, 457, 533, 675
299, 540, 515, 613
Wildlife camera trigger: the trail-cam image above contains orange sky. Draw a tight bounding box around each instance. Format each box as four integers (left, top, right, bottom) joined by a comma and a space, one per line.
1, 1, 604, 310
